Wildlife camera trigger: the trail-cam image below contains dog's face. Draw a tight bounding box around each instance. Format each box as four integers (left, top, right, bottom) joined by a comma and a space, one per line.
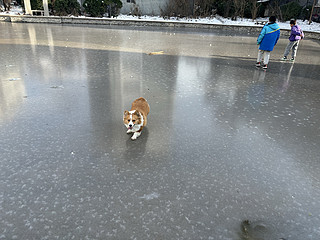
123, 110, 142, 130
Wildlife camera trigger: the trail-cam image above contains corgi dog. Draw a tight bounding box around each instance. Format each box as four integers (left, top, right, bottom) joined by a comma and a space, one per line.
123, 97, 150, 140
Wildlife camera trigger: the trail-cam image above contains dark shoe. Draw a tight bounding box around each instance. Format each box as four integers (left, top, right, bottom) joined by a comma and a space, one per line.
262, 64, 268, 69
290, 58, 295, 61
255, 62, 261, 67
281, 56, 287, 61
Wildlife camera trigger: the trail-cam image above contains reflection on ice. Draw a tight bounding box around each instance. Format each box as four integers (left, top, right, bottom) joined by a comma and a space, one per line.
247, 69, 266, 109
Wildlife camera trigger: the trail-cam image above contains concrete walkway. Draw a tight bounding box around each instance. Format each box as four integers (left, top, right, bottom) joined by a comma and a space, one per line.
1, 14, 320, 40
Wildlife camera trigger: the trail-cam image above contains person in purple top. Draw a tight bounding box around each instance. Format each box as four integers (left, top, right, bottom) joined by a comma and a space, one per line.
281, 19, 304, 61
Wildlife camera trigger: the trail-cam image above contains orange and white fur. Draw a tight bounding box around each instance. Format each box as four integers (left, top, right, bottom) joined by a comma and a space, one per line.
123, 97, 150, 140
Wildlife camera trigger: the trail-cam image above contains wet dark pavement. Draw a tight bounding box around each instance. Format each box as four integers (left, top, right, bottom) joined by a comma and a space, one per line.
1, 22, 320, 239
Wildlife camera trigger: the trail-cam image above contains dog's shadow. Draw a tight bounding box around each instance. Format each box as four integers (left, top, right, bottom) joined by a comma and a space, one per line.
124, 128, 149, 161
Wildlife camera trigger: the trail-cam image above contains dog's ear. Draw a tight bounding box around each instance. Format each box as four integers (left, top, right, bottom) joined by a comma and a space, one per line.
124, 110, 129, 116
134, 110, 140, 117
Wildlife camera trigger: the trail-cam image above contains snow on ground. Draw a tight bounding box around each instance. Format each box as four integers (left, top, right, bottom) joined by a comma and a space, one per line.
2, 5, 320, 33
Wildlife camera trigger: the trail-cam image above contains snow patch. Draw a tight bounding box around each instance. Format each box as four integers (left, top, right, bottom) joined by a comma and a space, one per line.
140, 192, 160, 200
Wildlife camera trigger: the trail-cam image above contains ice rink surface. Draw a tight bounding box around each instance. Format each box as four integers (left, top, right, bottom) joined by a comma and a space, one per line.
1, 22, 320, 239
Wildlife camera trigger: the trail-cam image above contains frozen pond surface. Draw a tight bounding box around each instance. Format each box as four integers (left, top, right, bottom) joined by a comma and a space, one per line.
0, 22, 320, 239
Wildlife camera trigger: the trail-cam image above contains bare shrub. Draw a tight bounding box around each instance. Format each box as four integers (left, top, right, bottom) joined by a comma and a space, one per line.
160, 0, 193, 18
130, 4, 141, 17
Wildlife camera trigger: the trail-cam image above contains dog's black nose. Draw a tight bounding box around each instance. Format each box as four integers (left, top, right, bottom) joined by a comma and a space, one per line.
129, 124, 132, 127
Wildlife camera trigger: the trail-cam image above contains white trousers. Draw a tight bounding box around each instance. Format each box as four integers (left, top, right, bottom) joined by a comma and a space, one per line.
257, 50, 271, 65
284, 40, 299, 58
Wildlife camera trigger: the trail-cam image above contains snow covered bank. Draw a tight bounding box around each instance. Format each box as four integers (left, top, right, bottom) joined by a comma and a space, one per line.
2, 6, 320, 33
115, 14, 320, 33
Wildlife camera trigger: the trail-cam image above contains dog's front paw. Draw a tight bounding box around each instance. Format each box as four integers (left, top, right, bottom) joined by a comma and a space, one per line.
127, 129, 133, 134
131, 132, 141, 140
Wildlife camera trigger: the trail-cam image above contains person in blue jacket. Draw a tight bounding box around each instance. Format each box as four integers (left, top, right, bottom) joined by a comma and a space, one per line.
256, 16, 280, 69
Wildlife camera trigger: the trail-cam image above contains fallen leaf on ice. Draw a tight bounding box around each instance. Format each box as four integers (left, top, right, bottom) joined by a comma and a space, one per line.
148, 51, 164, 55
